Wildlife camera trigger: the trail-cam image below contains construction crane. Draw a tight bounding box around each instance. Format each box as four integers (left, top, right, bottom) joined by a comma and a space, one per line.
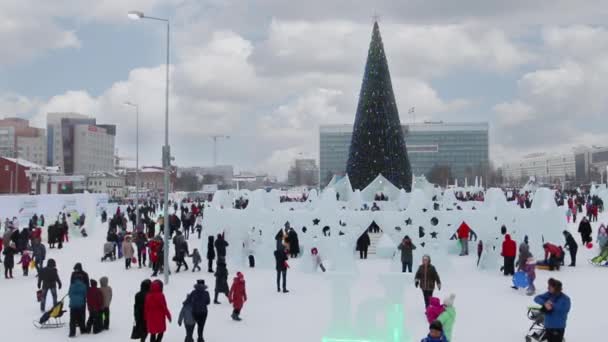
210, 135, 230, 166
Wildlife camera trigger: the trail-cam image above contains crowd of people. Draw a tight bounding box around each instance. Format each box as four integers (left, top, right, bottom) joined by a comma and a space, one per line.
0, 186, 602, 342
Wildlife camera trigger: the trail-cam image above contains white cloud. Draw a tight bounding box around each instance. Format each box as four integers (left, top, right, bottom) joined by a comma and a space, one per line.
493, 100, 535, 127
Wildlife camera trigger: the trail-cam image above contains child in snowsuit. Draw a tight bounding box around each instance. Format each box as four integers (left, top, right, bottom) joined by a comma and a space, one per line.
99, 276, 112, 330
421, 320, 449, 342
101, 241, 114, 262
437, 294, 456, 342
191, 248, 202, 272
86, 279, 104, 334
229, 272, 247, 321
425, 297, 445, 324
311, 248, 326, 272
524, 257, 536, 296
19, 250, 32, 276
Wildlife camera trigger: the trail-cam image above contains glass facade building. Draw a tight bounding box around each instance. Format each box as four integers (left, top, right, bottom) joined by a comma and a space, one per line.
320, 122, 489, 187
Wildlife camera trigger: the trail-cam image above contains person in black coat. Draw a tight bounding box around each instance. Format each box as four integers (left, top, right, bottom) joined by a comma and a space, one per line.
274, 247, 289, 293
578, 218, 592, 245
356, 231, 371, 259
562, 231, 578, 267
207, 236, 216, 273
213, 260, 229, 304
214, 234, 228, 264
38, 258, 62, 312
70, 263, 90, 289
3, 243, 16, 278
132, 279, 151, 341
287, 229, 300, 258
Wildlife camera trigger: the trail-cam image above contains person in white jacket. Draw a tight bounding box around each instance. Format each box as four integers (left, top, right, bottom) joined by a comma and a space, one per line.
311, 248, 326, 272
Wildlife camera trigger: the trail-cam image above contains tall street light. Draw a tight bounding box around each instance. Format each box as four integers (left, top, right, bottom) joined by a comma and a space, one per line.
128, 10, 172, 285
124, 101, 140, 229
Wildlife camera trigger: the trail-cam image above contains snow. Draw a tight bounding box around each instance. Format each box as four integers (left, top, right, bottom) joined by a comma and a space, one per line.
0, 202, 606, 341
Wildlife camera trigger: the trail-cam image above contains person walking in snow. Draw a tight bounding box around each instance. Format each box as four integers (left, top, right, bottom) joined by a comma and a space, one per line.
398, 235, 416, 273
437, 294, 456, 342
85, 279, 104, 334
415, 255, 442, 309
274, 247, 289, 293
206, 236, 215, 273
145, 280, 172, 342
19, 250, 32, 276
38, 258, 62, 312
188, 279, 210, 342
135, 230, 148, 268
177, 295, 195, 342
214, 260, 229, 304
228, 272, 247, 321
3, 242, 16, 278
123, 235, 136, 270
501, 234, 517, 276
68, 278, 87, 337
425, 297, 445, 324
32, 241, 46, 275
516, 236, 531, 272
456, 221, 471, 256
578, 217, 593, 245
311, 247, 326, 272
356, 231, 371, 259
190, 248, 202, 272
214, 233, 228, 265
132, 279, 151, 341
562, 231, 578, 267
99, 276, 112, 330
286, 228, 300, 258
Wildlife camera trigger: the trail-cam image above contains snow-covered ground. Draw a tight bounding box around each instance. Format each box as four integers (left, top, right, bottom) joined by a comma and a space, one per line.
1, 212, 605, 342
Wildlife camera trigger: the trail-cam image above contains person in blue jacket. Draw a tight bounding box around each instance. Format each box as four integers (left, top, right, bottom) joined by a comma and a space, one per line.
534, 278, 571, 342
421, 320, 449, 342
68, 279, 88, 337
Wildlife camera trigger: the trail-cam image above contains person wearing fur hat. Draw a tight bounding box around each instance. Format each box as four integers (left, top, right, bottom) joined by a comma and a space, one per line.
437, 294, 456, 342
229, 272, 247, 321
122, 234, 135, 270
421, 320, 449, 342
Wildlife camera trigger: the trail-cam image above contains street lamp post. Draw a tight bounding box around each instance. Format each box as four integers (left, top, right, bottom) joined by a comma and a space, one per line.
128, 10, 172, 285
124, 101, 140, 229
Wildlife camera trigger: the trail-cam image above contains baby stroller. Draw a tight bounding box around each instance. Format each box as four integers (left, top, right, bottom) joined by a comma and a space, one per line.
33, 296, 67, 329
590, 246, 608, 266
525, 306, 566, 342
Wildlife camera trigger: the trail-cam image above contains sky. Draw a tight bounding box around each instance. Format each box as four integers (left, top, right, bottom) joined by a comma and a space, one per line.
1, 0, 607, 180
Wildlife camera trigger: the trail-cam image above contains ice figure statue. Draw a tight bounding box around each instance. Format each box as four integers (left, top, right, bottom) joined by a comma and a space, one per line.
478, 238, 500, 271
323, 272, 412, 342
397, 189, 410, 210
531, 188, 557, 210
327, 227, 358, 273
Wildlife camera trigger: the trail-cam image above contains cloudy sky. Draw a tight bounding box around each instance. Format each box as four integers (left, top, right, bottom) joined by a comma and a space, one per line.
1, 0, 607, 179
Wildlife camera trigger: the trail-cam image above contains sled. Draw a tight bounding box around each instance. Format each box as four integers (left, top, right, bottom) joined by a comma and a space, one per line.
33, 296, 67, 329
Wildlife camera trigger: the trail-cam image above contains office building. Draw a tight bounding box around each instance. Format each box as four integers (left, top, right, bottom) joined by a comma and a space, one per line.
287, 159, 320, 187
320, 122, 490, 187
0, 118, 47, 166
502, 153, 576, 184
46, 112, 116, 174
574, 146, 608, 183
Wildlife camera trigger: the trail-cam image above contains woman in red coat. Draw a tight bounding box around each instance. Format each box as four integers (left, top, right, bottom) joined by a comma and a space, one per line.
144, 280, 172, 342
229, 272, 247, 321
501, 234, 517, 276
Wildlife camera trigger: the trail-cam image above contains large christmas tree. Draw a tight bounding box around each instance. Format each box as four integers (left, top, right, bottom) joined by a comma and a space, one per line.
346, 21, 412, 191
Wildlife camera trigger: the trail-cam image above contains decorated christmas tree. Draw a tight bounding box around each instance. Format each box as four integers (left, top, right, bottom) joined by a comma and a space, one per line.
346, 21, 412, 191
